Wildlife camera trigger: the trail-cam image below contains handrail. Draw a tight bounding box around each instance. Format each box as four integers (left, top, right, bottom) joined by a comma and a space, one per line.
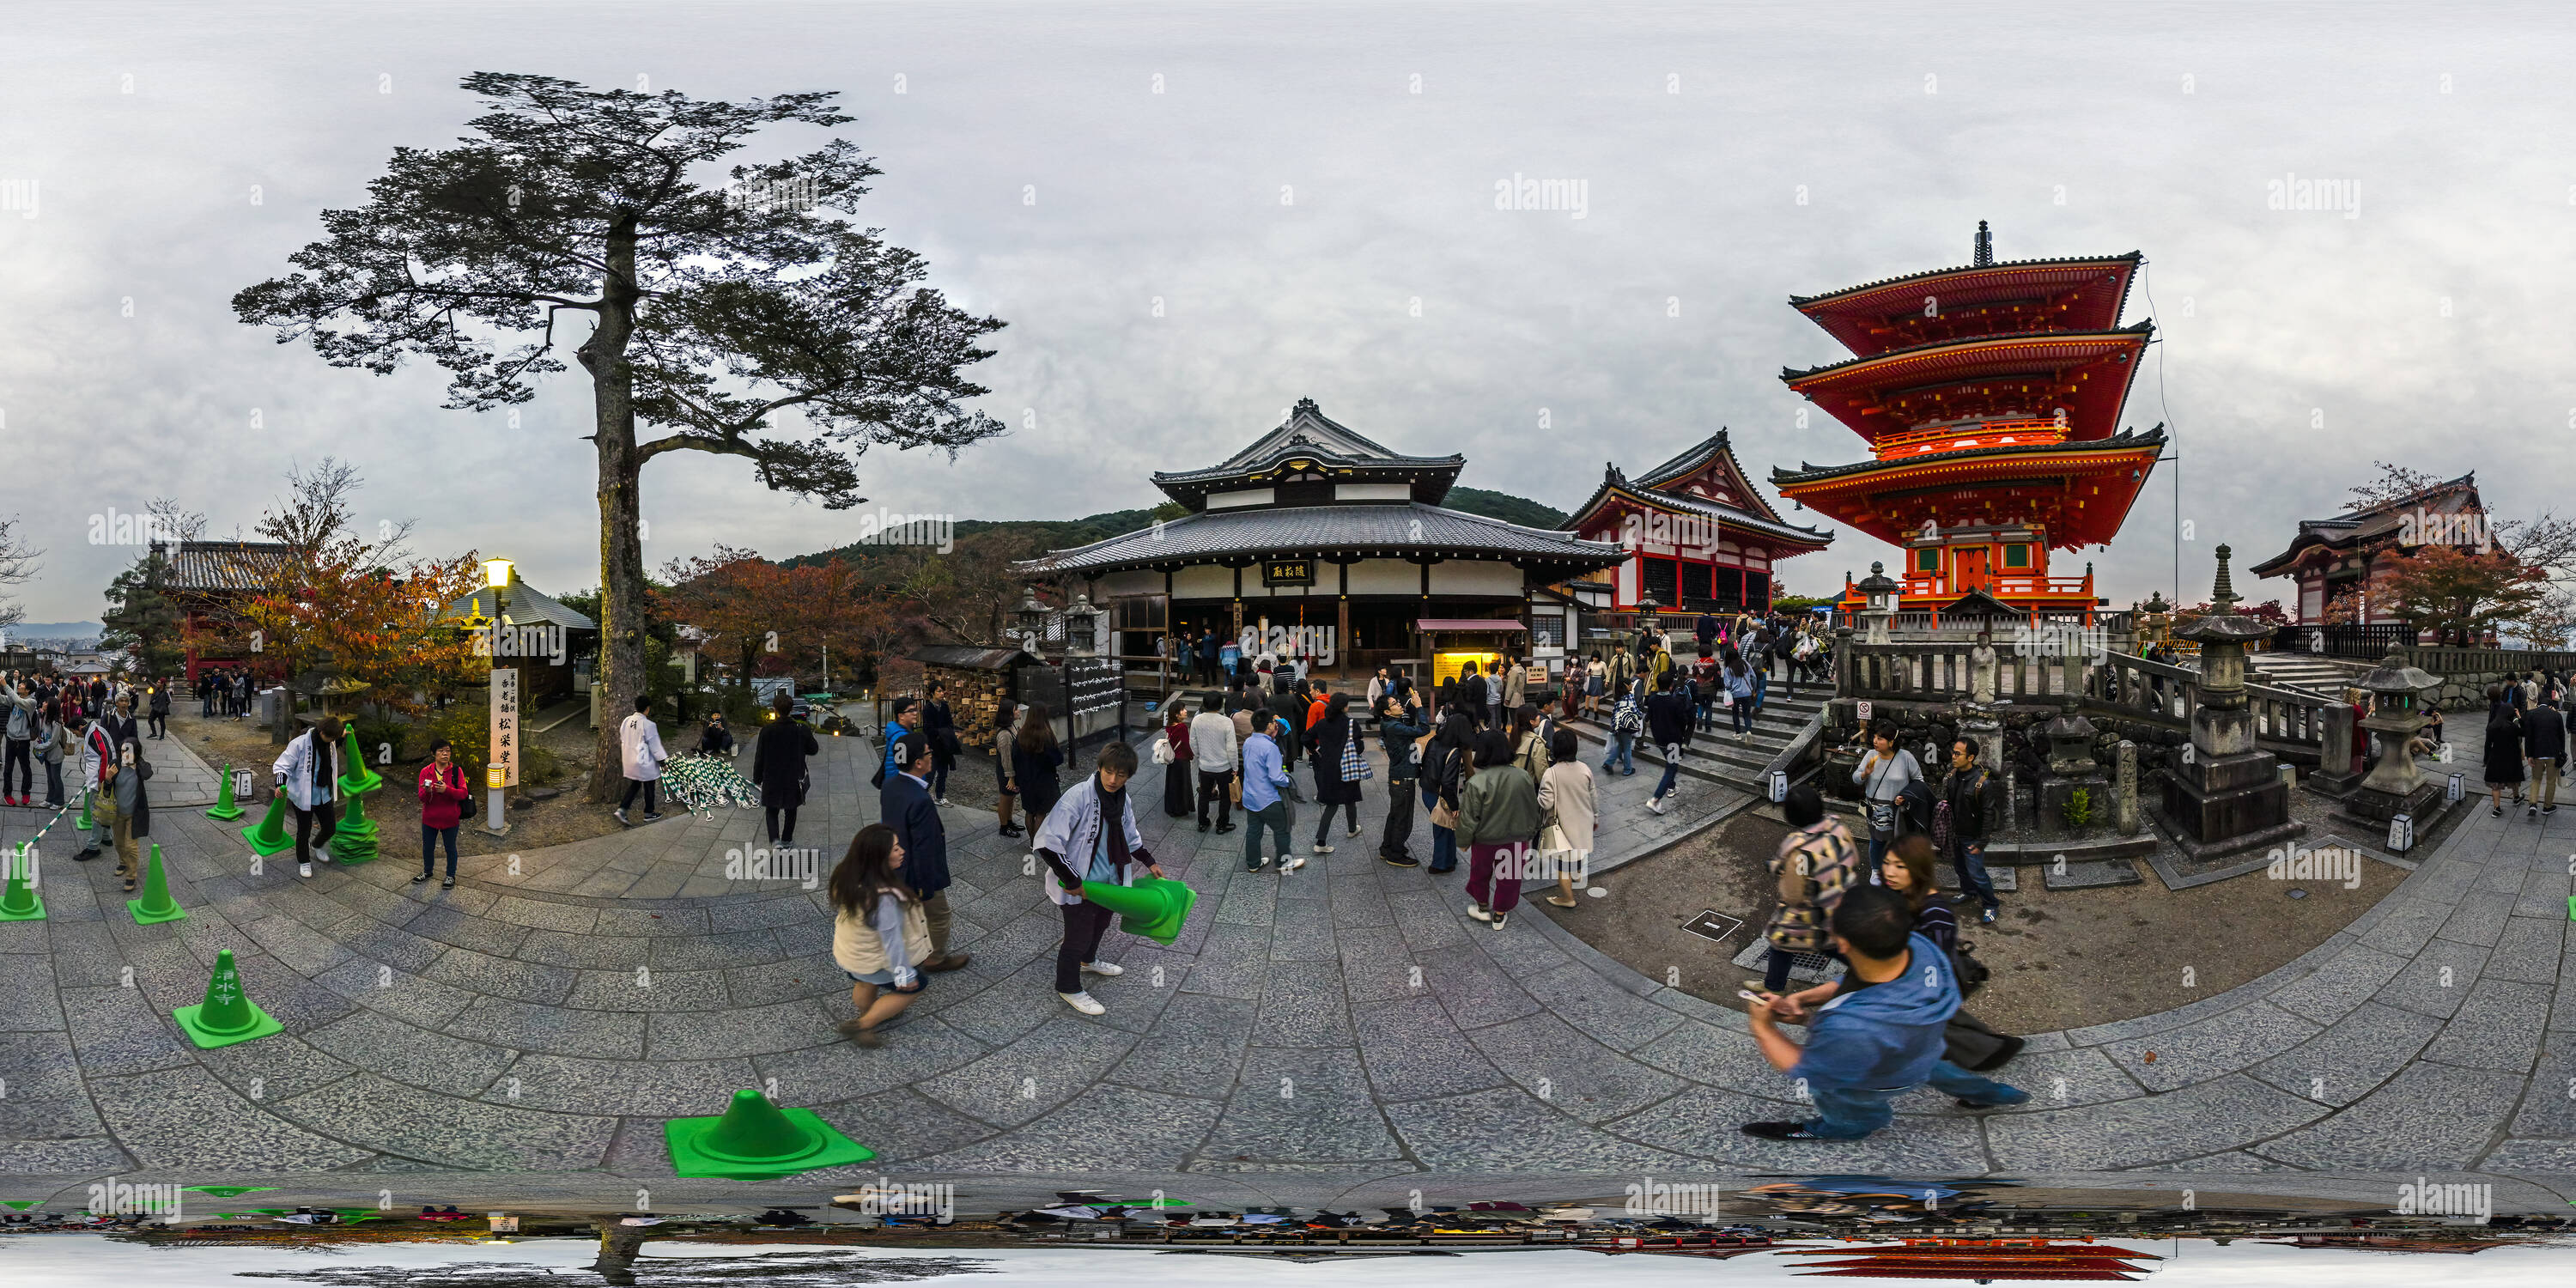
1838, 638, 2334, 751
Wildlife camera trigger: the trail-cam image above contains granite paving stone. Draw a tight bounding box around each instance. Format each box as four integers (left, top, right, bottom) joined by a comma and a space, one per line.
2418, 980, 2553, 1072
305, 1008, 519, 1095
1603, 1084, 1990, 1171
1461, 1012, 1691, 1123
915, 1016, 1142, 1129
2252, 1060, 2524, 1170
1196, 1046, 1404, 1165
91, 1065, 375, 1172
0, 1031, 106, 1139
276, 1072, 617, 1170
2102, 1003, 2320, 1092
1350, 994, 1509, 1100
1985, 1076, 2329, 1170
2248, 1001, 2445, 1107
2373, 940, 2493, 1020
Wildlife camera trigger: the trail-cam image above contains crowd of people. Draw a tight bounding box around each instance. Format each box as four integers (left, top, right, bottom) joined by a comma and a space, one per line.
0, 670, 180, 896
2481, 668, 2571, 819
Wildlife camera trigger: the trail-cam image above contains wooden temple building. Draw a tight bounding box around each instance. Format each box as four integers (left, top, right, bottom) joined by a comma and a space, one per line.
1778, 1236, 2165, 1279
1773, 222, 2165, 623
1558, 428, 1834, 622
2248, 471, 2485, 627
1021, 398, 1626, 682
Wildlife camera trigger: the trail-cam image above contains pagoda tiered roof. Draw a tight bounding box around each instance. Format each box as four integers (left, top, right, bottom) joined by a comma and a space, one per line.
1781, 323, 2153, 446
1790, 252, 2142, 355
1772, 425, 2166, 550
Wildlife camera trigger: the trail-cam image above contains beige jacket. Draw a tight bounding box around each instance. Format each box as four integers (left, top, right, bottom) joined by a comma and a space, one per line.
1537, 759, 1595, 854
833, 895, 931, 979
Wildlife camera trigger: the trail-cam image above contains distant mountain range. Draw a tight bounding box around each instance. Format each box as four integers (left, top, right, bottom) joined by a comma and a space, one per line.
783, 485, 1569, 567
8, 622, 103, 641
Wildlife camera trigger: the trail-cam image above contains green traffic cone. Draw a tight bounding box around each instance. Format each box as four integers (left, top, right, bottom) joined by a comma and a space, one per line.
325, 789, 380, 864
75, 787, 93, 830
205, 762, 244, 821
337, 726, 383, 797
664, 1088, 873, 1180
0, 843, 43, 922
172, 948, 283, 1048
1078, 875, 1198, 946
242, 793, 295, 856
129, 841, 187, 925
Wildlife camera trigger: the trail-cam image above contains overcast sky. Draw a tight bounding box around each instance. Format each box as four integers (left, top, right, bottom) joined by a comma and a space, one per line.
3, 0, 2571, 623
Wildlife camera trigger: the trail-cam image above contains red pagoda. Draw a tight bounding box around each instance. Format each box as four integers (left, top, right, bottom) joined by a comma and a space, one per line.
1779, 1236, 2165, 1280
1773, 223, 2166, 622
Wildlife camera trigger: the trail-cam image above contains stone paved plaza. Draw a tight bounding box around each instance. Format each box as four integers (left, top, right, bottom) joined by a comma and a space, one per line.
1, 726, 2573, 1206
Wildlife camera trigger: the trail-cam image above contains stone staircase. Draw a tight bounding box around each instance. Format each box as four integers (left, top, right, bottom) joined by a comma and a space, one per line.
2249, 653, 2372, 698
1561, 679, 1832, 799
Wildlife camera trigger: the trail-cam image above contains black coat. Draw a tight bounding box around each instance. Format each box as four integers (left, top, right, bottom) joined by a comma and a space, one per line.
879, 771, 951, 893
921, 700, 958, 765
750, 720, 818, 809
2483, 718, 2525, 786
1310, 716, 1363, 805
2523, 706, 2567, 763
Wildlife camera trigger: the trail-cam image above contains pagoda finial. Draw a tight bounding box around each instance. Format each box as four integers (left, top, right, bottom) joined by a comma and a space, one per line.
2210, 543, 2239, 611
1972, 220, 1993, 267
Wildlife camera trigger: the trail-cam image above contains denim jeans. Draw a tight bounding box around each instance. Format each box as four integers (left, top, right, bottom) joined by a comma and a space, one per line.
1729, 698, 1755, 736
1804, 1062, 2027, 1138
1652, 745, 1682, 801
1953, 837, 2000, 908
422, 823, 459, 879
1243, 800, 1291, 868
1606, 732, 1637, 774
1752, 667, 1768, 712
1430, 823, 1458, 873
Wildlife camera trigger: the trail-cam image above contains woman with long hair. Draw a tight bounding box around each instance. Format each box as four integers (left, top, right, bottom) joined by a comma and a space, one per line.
1159, 702, 1195, 818
829, 823, 930, 1047
1535, 726, 1595, 908
1012, 702, 1066, 827
1723, 651, 1757, 742
2485, 689, 2527, 817
1308, 691, 1364, 853
1421, 709, 1474, 874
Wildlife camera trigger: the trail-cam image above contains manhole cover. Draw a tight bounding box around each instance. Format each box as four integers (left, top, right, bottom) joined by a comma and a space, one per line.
1682, 909, 1744, 944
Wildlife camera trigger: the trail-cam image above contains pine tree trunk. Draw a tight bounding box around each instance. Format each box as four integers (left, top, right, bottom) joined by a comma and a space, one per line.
587, 216, 646, 802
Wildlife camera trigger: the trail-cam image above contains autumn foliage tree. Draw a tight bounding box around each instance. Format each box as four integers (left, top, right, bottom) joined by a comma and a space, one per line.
2376, 544, 2545, 646
236, 460, 486, 718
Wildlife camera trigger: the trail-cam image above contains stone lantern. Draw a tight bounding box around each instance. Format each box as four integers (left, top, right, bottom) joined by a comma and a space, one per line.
2140, 590, 2171, 653
2157, 544, 2306, 859
1856, 561, 1901, 644
1066, 592, 1103, 657
2345, 647, 2441, 824
1013, 586, 1048, 656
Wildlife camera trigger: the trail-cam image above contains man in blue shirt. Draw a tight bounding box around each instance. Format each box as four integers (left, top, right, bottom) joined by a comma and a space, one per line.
878, 697, 920, 782
1738, 884, 2026, 1140
1237, 714, 1303, 874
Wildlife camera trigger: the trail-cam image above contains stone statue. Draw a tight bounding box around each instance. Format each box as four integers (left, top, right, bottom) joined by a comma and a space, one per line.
1970, 633, 2000, 707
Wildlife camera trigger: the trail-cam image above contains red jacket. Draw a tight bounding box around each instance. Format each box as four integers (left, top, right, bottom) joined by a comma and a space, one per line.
418, 762, 471, 829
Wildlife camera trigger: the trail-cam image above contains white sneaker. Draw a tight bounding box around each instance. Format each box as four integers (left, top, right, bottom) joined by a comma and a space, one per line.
1466, 901, 1492, 922
1280, 854, 1307, 872
935, 797, 951, 808
1080, 961, 1125, 977
298, 861, 313, 878
1647, 797, 1668, 815
1059, 990, 1106, 1016
1311, 842, 1334, 854
1346, 826, 1363, 838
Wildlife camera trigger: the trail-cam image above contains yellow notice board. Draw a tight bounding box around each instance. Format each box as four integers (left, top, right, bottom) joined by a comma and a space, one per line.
1432, 650, 1502, 689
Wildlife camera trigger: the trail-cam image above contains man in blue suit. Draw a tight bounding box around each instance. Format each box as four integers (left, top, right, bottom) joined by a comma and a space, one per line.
880, 732, 971, 973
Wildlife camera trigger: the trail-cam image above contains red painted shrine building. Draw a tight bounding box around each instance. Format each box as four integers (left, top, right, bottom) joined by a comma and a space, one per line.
1772, 224, 2166, 620
1778, 1237, 2165, 1280
1559, 429, 1832, 616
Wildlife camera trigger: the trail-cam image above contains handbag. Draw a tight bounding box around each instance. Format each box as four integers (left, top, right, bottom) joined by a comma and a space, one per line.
1151, 734, 1175, 766
1339, 736, 1372, 782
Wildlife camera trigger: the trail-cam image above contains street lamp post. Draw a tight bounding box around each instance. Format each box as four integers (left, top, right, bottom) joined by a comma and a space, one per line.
482, 557, 514, 836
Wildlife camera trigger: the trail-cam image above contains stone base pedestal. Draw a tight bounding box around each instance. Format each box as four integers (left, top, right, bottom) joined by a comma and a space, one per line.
2039, 774, 2113, 837
2158, 747, 2306, 862
2329, 778, 2445, 851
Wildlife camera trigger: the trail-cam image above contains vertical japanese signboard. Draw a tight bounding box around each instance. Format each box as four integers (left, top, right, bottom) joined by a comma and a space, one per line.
490, 667, 519, 788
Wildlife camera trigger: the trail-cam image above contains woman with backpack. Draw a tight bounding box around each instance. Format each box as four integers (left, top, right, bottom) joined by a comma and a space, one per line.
1603, 678, 1643, 776
1421, 711, 1473, 875
1510, 704, 1550, 784
1751, 784, 1862, 993
1722, 653, 1758, 742
1308, 693, 1364, 854
829, 823, 931, 1048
